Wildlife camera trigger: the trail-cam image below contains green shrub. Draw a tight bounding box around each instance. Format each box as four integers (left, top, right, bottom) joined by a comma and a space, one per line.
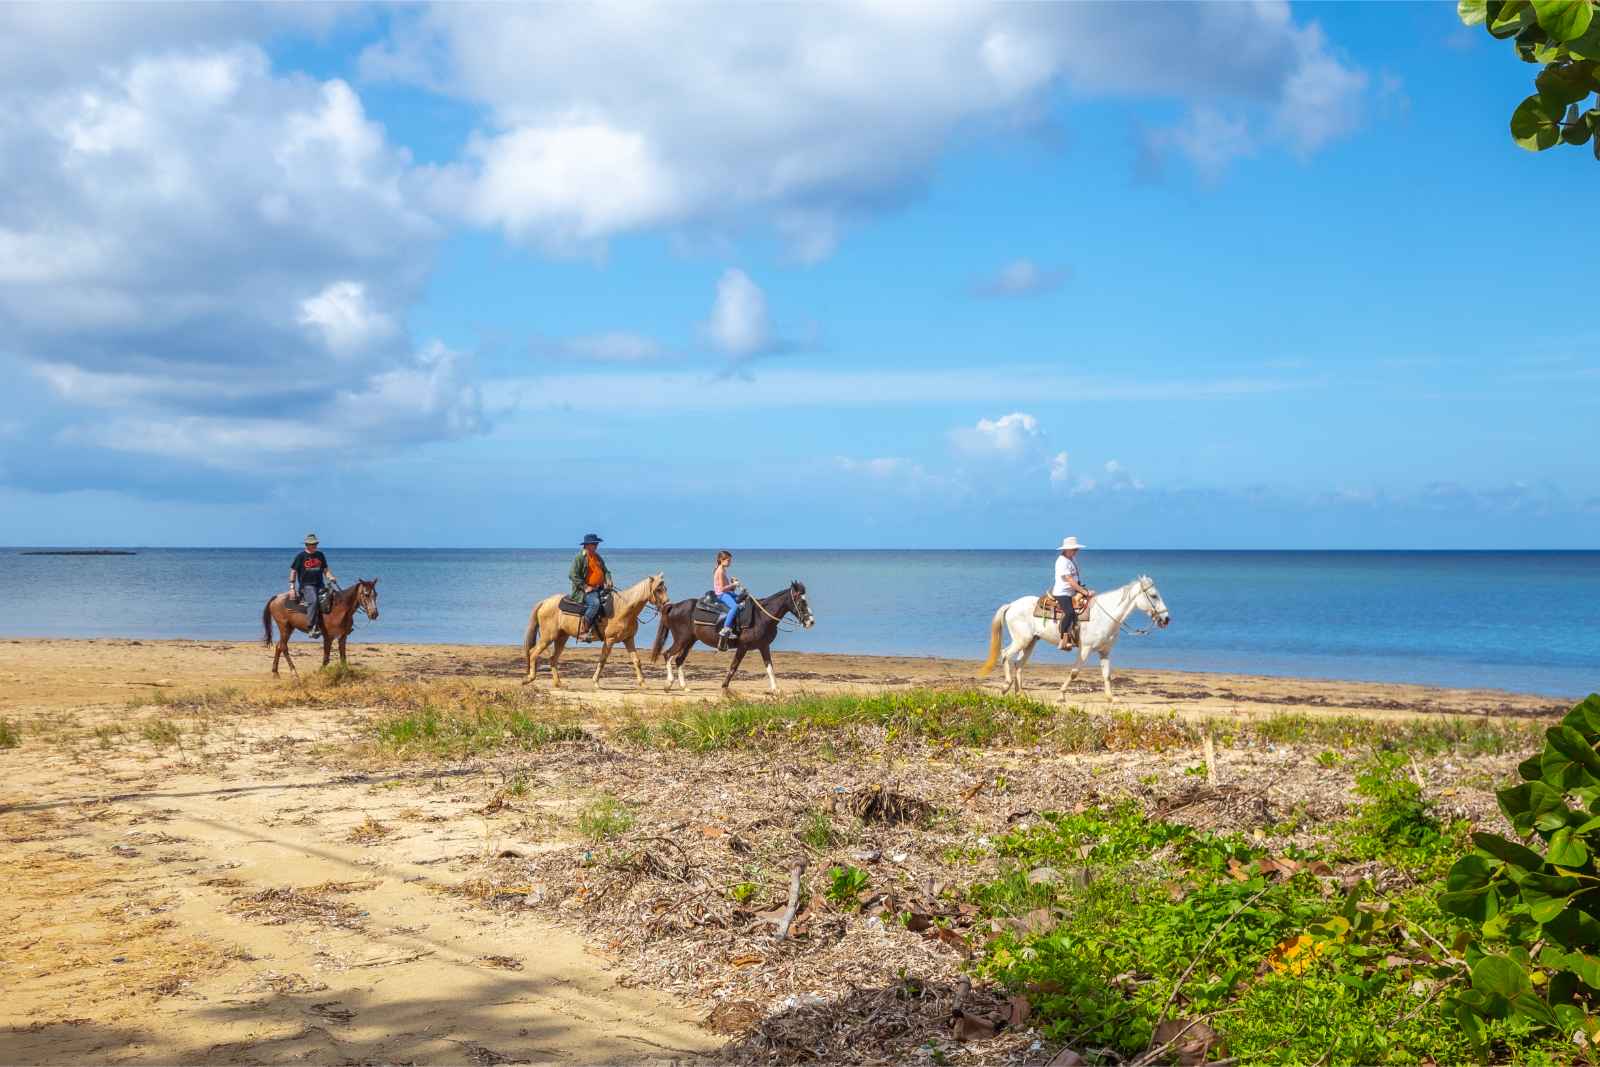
1440, 693, 1600, 1050
0, 719, 18, 749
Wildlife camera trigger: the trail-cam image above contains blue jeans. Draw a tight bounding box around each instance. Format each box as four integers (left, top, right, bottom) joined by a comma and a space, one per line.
717, 592, 739, 630
582, 589, 604, 630
300, 584, 322, 632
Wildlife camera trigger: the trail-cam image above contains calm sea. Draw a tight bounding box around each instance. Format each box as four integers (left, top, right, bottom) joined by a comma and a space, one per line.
2, 549, 1596, 698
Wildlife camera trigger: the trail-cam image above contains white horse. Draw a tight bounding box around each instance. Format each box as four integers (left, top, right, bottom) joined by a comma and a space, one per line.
977, 575, 1171, 700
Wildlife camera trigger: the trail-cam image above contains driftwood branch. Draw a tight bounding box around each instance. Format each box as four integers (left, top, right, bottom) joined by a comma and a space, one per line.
775, 859, 808, 940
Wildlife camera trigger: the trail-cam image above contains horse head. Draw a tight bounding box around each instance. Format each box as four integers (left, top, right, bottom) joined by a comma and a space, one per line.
648, 572, 670, 608
356, 578, 381, 621
1137, 575, 1170, 628
789, 579, 815, 629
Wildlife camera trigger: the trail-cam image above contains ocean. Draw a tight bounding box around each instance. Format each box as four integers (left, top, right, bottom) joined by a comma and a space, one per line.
3, 549, 1596, 698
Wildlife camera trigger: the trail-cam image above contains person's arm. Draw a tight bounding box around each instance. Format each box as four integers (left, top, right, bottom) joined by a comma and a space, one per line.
289, 567, 298, 594
1067, 574, 1094, 596
322, 554, 337, 585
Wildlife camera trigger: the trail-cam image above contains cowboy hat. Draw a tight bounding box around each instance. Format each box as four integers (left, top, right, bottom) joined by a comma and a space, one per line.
581, 533, 603, 546
304, 533, 320, 545
1057, 536, 1085, 551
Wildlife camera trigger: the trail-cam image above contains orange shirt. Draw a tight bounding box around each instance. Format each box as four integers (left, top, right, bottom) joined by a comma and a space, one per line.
585, 553, 604, 588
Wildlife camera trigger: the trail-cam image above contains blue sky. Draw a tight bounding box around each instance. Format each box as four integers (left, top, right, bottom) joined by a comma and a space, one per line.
0, 2, 1595, 549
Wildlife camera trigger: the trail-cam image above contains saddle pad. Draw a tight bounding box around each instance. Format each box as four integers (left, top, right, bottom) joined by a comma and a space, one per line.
558, 591, 614, 617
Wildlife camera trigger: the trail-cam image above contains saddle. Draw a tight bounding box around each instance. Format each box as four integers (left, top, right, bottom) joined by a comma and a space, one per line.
558, 590, 615, 619
693, 590, 754, 635
1034, 591, 1089, 621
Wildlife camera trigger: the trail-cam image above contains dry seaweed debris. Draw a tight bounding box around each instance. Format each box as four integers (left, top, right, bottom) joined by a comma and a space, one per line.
228, 886, 367, 930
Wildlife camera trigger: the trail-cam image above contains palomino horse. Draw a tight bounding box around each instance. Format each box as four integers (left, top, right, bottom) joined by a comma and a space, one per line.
978, 575, 1170, 700
261, 580, 380, 676
651, 581, 815, 692
521, 573, 668, 688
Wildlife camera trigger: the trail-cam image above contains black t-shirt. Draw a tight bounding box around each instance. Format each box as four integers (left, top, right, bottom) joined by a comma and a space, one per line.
292, 550, 329, 587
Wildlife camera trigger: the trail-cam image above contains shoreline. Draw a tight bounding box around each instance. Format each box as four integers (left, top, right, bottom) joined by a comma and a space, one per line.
0, 637, 1576, 719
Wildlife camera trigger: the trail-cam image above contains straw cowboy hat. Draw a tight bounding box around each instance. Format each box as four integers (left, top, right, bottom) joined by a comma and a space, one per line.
1057, 536, 1085, 551
304, 533, 320, 545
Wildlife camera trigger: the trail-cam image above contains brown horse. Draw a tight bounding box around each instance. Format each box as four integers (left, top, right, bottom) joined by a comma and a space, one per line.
651, 581, 814, 692
261, 580, 380, 676
520, 573, 668, 688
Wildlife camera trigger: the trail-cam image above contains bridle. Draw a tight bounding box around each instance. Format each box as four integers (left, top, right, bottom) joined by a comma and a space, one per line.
750, 584, 813, 630
1116, 576, 1167, 636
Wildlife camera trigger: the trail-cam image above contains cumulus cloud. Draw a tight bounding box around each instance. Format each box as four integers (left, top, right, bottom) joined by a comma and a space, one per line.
0, 43, 481, 486
705, 269, 776, 361
371, 2, 1370, 256
951, 412, 1046, 456
1050, 451, 1071, 485
973, 259, 1069, 298
1072, 459, 1145, 494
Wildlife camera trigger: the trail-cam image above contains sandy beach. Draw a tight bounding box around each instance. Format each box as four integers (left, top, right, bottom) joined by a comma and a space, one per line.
0, 639, 1576, 1064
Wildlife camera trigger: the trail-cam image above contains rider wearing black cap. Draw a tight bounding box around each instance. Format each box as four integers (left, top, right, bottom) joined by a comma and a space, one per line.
569, 533, 613, 640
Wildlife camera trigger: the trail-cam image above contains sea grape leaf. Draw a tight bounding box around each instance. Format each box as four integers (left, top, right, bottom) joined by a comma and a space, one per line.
1563, 694, 1600, 734
1547, 826, 1590, 867
1533, 0, 1594, 41
1520, 872, 1581, 921
1461, 0, 1490, 24
1498, 781, 1570, 835
1512, 94, 1564, 149
1473, 954, 1532, 997
1492, 0, 1536, 36
1473, 832, 1545, 871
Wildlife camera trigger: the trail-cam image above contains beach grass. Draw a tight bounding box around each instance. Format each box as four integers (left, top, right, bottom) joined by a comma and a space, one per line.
0, 718, 18, 748
615, 687, 1544, 758
369, 702, 588, 758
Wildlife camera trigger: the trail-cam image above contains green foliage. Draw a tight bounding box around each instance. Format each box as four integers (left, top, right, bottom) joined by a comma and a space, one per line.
1440, 694, 1600, 1049
371, 702, 587, 756
614, 689, 1538, 758
825, 865, 871, 908
0, 718, 18, 749
728, 880, 761, 905
576, 794, 634, 842
800, 808, 841, 849
972, 791, 1571, 1063
1336, 752, 1466, 875
1458, 0, 1600, 157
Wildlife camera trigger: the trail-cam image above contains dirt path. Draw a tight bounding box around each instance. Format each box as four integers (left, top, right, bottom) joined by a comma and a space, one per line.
1, 694, 713, 1064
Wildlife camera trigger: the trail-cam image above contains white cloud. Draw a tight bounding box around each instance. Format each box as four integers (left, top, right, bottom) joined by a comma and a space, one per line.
298, 281, 397, 358
1050, 451, 1071, 485
705, 269, 774, 360
1144, 106, 1257, 181
974, 258, 1068, 298
0, 44, 479, 484
951, 412, 1045, 456
369, 3, 1370, 256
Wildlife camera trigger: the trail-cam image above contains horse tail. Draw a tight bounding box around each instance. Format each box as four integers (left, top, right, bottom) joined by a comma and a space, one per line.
650, 603, 671, 663
261, 598, 274, 646
977, 604, 1006, 677
522, 608, 539, 657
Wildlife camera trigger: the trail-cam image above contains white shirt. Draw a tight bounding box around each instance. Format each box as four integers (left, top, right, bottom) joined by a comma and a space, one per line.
1052, 554, 1080, 597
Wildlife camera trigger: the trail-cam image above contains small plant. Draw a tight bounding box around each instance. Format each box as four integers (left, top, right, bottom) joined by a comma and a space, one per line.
0, 719, 18, 749
1182, 763, 1207, 778
825, 865, 870, 908
1315, 749, 1343, 768
1337, 751, 1460, 873
800, 808, 838, 849
94, 724, 124, 749
728, 881, 761, 905
139, 718, 182, 748
577, 795, 634, 842
505, 773, 530, 798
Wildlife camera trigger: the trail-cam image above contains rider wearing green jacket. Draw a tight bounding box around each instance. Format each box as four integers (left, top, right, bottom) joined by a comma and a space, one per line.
569, 534, 614, 639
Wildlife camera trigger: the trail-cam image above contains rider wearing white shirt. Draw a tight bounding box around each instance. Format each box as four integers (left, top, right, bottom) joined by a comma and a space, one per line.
1052, 536, 1094, 650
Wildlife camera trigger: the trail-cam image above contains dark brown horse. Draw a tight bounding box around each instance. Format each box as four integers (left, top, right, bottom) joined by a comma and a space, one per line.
261, 580, 380, 676
650, 581, 814, 692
